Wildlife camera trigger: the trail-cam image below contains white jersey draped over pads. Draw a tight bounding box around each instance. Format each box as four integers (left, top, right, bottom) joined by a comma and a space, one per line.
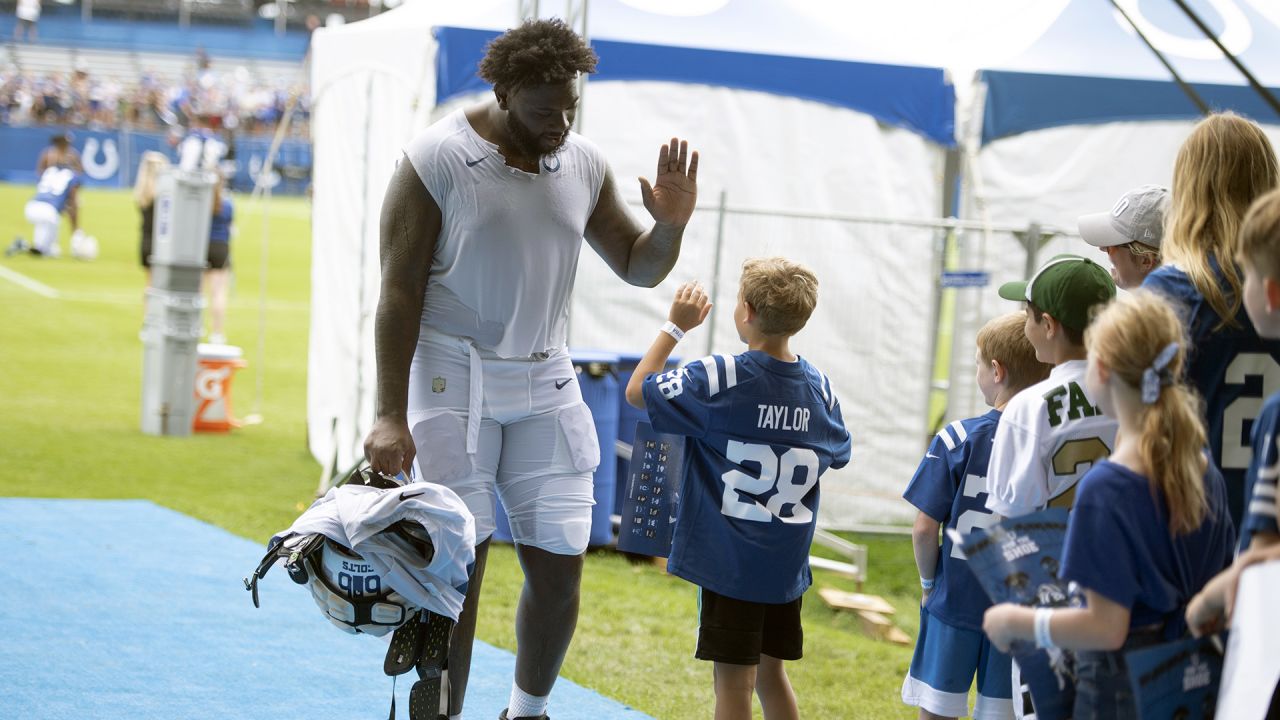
274, 482, 476, 621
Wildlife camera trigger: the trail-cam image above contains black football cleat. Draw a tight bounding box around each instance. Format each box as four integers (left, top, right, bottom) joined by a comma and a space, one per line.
498, 710, 550, 720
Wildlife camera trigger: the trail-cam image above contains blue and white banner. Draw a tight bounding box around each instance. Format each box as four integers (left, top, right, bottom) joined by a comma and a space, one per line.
0, 125, 311, 196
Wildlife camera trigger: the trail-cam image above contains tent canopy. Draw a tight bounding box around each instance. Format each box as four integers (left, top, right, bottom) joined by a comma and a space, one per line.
435, 26, 955, 146
979, 0, 1280, 143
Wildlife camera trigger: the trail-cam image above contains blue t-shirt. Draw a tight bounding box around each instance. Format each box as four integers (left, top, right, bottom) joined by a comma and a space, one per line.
32, 166, 81, 213
903, 410, 1002, 631
1242, 391, 1280, 552
642, 351, 852, 604
1144, 264, 1280, 526
1061, 460, 1235, 637
209, 198, 233, 243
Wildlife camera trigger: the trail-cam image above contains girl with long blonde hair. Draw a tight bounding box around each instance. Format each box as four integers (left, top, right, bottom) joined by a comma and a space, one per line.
134, 150, 170, 280
1143, 111, 1280, 525
983, 291, 1235, 719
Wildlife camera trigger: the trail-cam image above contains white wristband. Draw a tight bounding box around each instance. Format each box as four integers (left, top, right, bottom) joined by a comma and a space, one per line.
1034, 607, 1055, 649
660, 321, 685, 342
920, 576, 935, 590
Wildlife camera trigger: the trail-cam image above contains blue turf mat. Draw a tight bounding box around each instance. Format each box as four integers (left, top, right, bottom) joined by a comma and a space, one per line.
0, 498, 652, 720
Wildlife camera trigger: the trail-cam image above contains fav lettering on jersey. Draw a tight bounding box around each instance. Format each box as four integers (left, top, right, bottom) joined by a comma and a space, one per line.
1043, 381, 1102, 427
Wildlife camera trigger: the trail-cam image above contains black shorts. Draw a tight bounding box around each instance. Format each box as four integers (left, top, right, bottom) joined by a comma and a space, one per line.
207, 242, 230, 270
695, 588, 803, 665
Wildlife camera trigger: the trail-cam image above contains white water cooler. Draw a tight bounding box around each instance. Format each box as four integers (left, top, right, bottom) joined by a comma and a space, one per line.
140, 169, 217, 436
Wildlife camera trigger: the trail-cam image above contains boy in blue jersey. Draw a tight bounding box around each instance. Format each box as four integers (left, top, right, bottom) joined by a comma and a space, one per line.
902, 312, 1052, 720
1187, 187, 1280, 636
624, 258, 851, 720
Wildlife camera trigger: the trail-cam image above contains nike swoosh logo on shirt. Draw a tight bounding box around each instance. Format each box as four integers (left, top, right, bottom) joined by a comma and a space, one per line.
465, 156, 487, 167
400, 489, 425, 501
926, 453, 940, 459
555, 379, 571, 390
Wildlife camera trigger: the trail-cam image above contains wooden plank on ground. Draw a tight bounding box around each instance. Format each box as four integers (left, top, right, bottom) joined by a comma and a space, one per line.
817, 587, 895, 615
854, 609, 912, 646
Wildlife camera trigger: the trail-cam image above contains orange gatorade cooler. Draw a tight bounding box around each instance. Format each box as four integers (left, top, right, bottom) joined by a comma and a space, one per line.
194, 343, 247, 432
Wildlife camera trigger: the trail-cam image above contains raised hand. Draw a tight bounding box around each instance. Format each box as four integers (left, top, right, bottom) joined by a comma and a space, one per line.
669, 281, 712, 332
639, 138, 699, 227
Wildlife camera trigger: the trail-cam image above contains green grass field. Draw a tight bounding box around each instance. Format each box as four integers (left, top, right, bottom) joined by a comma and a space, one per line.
0, 184, 934, 719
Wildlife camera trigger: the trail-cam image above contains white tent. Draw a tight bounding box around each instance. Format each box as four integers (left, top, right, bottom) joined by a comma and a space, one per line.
307, 0, 961, 527
944, 0, 1280, 421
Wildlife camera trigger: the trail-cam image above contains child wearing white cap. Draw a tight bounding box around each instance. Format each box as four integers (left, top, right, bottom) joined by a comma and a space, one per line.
1078, 185, 1168, 289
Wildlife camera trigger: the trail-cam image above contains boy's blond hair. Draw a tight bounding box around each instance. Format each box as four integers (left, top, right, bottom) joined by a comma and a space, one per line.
976, 312, 1052, 392
1237, 188, 1280, 279
740, 257, 818, 336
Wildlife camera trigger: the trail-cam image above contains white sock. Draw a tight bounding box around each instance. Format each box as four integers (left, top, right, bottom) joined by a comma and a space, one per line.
507, 684, 549, 718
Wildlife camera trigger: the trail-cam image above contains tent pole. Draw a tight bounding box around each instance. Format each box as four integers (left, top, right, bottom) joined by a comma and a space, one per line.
705, 189, 728, 358
924, 146, 964, 438
573, 0, 589, 133
1109, 0, 1210, 115
243, 62, 306, 425
1170, 0, 1280, 118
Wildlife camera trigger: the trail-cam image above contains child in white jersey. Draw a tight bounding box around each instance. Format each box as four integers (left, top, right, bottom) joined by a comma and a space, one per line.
986, 254, 1119, 519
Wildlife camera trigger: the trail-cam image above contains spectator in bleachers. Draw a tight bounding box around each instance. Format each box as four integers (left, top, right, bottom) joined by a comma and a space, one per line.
14, 0, 41, 43
1, 54, 311, 140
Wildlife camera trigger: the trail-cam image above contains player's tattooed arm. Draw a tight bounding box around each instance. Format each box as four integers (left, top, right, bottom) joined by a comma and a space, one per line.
586, 138, 699, 288
364, 158, 440, 476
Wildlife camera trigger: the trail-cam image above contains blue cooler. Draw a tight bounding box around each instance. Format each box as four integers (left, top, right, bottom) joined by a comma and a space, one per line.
614, 353, 680, 515
492, 350, 621, 547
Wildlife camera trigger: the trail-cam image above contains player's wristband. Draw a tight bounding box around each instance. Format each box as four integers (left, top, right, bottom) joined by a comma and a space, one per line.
919, 576, 935, 591
1034, 607, 1056, 649
660, 321, 685, 342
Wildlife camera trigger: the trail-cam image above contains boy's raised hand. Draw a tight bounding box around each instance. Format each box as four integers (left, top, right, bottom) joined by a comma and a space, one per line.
669, 281, 712, 332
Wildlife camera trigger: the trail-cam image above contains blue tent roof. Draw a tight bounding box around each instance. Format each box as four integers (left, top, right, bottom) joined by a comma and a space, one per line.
434, 26, 956, 147
981, 0, 1280, 143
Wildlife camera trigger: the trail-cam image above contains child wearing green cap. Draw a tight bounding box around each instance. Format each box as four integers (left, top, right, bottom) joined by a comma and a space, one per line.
981, 253, 1119, 716
984, 254, 1119, 520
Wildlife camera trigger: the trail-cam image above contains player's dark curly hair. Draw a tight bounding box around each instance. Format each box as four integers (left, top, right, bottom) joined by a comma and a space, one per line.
477, 19, 597, 91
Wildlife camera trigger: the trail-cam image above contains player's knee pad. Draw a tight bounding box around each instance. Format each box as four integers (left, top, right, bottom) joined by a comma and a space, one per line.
501, 472, 595, 555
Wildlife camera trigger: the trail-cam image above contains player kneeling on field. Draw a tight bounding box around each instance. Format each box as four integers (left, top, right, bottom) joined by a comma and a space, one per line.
245, 468, 476, 720
625, 258, 852, 720
902, 312, 1051, 720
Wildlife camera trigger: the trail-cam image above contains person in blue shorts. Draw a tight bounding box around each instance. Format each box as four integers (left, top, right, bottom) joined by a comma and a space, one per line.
984, 291, 1235, 719
625, 258, 851, 720
204, 179, 234, 344
1187, 186, 1280, 637
902, 311, 1051, 720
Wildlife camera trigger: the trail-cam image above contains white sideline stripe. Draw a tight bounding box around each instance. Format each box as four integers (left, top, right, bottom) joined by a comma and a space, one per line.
0, 265, 60, 298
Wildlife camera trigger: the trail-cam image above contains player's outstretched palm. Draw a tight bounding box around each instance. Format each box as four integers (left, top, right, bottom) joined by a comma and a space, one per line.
669, 281, 712, 332
640, 138, 699, 227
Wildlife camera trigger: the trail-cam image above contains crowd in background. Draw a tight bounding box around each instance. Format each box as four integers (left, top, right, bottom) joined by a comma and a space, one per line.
0, 50, 309, 137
